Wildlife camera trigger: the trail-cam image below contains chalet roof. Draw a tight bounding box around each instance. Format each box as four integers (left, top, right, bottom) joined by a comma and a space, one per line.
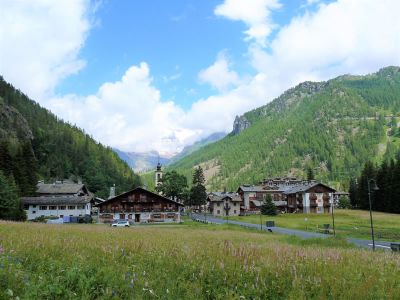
238, 185, 265, 192
238, 184, 290, 193
36, 183, 86, 195
283, 182, 336, 194
96, 187, 184, 207
208, 192, 241, 202
21, 196, 91, 205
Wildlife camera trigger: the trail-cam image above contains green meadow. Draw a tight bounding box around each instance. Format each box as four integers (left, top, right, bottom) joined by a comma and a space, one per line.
229, 209, 400, 241
1, 220, 400, 299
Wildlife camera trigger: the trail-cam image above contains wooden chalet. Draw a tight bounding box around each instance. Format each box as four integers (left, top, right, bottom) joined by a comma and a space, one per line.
284, 182, 336, 213
96, 187, 184, 223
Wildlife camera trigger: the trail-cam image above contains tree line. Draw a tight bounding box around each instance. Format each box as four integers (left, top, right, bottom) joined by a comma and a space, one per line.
349, 160, 400, 213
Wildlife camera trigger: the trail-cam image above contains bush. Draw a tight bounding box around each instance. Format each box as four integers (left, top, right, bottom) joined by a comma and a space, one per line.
338, 196, 352, 209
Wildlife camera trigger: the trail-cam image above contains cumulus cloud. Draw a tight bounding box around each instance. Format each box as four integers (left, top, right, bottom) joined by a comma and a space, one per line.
214, 0, 281, 46
2, 0, 400, 155
48, 63, 189, 155
0, 0, 92, 101
198, 52, 240, 92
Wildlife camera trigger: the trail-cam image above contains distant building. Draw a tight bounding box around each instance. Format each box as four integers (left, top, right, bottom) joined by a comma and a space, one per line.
237, 177, 335, 214
284, 182, 336, 213
96, 187, 184, 223
21, 181, 95, 220
207, 192, 241, 217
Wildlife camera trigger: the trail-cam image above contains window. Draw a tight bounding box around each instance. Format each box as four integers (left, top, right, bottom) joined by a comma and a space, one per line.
233, 203, 237, 206
58, 206, 66, 210
32, 211, 36, 214
49, 206, 57, 210
217, 210, 220, 214
68, 205, 76, 210
32, 205, 36, 208
77, 205, 85, 209
217, 203, 220, 207
234, 210, 237, 214
39, 206, 47, 210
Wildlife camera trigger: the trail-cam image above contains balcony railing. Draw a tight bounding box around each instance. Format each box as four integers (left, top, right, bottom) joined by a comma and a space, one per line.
100, 208, 178, 213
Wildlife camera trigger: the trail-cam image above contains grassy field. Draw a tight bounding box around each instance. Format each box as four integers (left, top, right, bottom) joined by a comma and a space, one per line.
229, 209, 400, 241
1, 221, 400, 299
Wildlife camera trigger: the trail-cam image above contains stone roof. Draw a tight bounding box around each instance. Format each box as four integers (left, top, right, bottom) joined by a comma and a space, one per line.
21, 196, 91, 205
208, 192, 242, 202
36, 183, 86, 195
283, 182, 336, 194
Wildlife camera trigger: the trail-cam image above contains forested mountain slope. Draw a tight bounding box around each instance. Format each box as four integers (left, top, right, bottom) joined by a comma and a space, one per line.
169, 67, 400, 191
0, 77, 141, 198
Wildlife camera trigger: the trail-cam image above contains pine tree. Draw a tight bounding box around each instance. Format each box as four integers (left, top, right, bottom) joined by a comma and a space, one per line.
260, 194, 277, 215
0, 171, 26, 221
306, 167, 315, 181
190, 166, 207, 207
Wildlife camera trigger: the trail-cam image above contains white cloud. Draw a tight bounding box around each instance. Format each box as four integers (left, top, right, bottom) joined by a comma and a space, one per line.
2, 0, 400, 155
198, 52, 240, 92
0, 0, 92, 101
214, 0, 281, 46
48, 63, 188, 155
248, 0, 400, 89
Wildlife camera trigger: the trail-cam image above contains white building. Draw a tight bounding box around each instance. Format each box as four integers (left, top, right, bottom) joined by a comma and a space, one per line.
21, 181, 94, 220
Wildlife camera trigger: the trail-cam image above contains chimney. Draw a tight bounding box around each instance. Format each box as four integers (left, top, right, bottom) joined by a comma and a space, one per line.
109, 184, 116, 199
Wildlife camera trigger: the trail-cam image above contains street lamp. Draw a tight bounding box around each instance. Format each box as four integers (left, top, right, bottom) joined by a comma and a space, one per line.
331, 195, 336, 237
368, 179, 379, 251
224, 199, 231, 224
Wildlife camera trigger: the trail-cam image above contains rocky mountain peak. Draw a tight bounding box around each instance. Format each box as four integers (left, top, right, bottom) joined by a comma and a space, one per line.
232, 115, 250, 135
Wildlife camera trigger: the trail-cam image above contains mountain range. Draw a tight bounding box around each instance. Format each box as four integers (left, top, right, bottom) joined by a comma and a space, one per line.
115, 132, 225, 172
166, 66, 400, 191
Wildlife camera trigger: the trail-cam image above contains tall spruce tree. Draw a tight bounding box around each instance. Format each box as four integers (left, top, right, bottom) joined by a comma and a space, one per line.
0, 171, 26, 220
189, 166, 207, 207
261, 194, 277, 215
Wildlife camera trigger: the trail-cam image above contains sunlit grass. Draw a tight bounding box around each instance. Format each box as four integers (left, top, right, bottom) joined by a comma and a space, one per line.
0, 221, 399, 299
230, 209, 400, 241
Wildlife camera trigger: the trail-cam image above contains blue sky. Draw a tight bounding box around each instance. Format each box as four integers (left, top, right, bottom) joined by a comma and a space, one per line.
1, 0, 399, 154
56, 0, 324, 108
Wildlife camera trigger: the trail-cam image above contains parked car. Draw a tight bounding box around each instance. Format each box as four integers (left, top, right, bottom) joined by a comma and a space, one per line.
111, 220, 130, 227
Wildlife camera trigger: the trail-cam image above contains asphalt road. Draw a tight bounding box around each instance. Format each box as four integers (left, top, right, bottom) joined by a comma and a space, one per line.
191, 213, 395, 251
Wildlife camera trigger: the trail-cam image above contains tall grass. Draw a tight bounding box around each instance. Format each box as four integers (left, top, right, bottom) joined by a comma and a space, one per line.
0, 222, 399, 299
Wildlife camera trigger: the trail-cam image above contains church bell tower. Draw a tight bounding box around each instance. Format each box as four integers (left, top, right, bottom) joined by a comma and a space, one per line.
155, 159, 163, 187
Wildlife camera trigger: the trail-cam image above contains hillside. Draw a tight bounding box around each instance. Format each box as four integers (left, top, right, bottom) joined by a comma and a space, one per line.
0, 77, 141, 198
168, 66, 400, 191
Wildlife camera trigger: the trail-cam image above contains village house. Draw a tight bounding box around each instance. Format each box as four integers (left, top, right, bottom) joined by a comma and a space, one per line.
21, 180, 96, 220
284, 182, 336, 213
96, 187, 184, 223
237, 177, 336, 214
237, 177, 301, 214
207, 192, 241, 217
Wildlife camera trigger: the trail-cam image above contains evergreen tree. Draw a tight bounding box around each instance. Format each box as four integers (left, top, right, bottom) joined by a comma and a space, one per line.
190, 166, 207, 207
306, 167, 315, 181
260, 194, 277, 215
0, 171, 26, 221
348, 178, 358, 208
